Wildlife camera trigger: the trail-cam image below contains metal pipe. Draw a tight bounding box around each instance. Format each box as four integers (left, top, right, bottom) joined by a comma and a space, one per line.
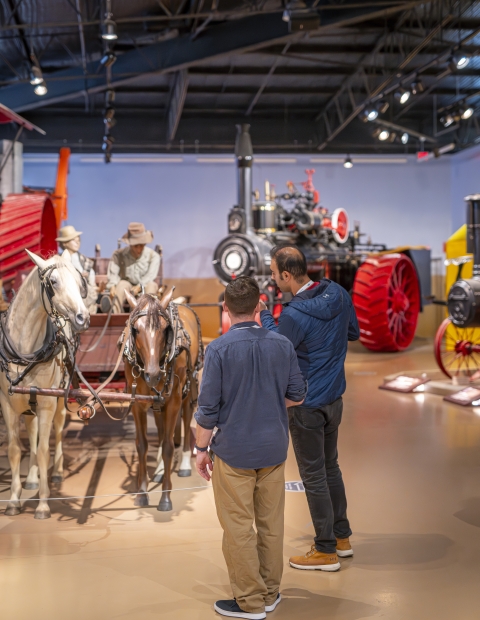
11, 386, 159, 402
235, 123, 253, 233
466, 194, 480, 277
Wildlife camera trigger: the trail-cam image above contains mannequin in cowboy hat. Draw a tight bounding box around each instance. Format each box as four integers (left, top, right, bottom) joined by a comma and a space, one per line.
106, 222, 160, 313
56, 225, 98, 314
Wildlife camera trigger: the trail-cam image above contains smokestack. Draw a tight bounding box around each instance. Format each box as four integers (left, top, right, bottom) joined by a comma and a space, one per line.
235, 124, 253, 233
466, 194, 480, 277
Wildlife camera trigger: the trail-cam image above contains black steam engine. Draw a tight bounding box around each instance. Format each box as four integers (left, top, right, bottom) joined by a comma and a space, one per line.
213, 124, 362, 296
213, 124, 431, 353
447, 195, 480, 327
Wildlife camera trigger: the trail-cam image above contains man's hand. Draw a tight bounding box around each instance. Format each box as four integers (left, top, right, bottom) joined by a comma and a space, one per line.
132, 284, 142, 296
258, 300, 267, 312
196, 451, 213, 482
109, 285, 116, 299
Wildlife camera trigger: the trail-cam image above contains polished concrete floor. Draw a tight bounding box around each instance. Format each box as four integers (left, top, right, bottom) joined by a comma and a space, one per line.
1, 340, 480, 619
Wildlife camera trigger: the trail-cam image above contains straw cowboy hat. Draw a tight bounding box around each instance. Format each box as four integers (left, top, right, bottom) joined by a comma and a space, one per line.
56, 225, 83, 243
121, 222, 154, 245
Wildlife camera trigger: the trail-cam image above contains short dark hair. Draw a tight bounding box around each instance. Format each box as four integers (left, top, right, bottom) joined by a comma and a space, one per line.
271, 245, 307, 282
225, 277, 260, 315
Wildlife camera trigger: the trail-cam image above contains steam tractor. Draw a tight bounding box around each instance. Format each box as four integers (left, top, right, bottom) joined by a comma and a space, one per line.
434, 195, 480, 377
213, 125, 431, 352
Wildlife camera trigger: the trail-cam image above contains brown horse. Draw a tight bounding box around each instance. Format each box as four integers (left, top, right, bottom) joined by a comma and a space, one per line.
123, 289, 202, 511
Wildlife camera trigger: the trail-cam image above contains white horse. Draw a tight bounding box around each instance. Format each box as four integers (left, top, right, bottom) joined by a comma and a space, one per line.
0, 250, 89, 519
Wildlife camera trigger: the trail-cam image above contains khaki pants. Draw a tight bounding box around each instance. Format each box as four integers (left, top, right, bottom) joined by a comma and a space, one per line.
112, 280, 158, 313
212, 456, 285, 614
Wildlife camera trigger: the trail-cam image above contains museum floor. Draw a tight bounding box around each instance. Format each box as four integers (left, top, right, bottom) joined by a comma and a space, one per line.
1, 340, 480, 620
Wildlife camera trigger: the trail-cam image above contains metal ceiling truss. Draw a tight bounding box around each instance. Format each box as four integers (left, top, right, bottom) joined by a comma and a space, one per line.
166, 68, 189, 142
314, 0, 480, 151
0, 0, 430, 113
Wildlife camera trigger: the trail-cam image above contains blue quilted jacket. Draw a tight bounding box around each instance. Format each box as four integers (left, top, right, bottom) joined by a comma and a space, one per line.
260, 279, 359, 407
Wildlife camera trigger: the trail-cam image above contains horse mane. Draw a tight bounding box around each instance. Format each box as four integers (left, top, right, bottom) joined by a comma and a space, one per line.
131, 294, 162, 330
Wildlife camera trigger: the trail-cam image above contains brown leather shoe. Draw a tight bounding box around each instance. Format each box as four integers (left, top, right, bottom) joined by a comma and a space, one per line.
336, 537, 354, 558
289, 545, 341, 571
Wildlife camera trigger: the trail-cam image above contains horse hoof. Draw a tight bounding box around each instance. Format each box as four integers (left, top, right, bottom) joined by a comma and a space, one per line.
5, 506, 20, 516
51, 475, 63, 484
34, 509, 51, 520
177, 469, 192, 478
153, 473, 164, 484
134, 493, 149, 507
24, 482, 39, 490
157, 497, 172, 512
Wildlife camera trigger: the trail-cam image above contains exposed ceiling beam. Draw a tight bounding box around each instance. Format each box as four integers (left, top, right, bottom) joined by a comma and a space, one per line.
167, 69, 189, 142
0, 1, 429, 113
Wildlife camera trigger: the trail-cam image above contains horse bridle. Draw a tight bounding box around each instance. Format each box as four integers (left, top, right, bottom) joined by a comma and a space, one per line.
39, 264, 88, 319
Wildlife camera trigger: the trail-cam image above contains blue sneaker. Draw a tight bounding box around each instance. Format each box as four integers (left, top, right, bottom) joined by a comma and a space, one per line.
214, 599, 266, 619
265, 594, 282, 612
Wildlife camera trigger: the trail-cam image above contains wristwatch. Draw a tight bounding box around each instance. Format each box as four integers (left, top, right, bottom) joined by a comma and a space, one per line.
195, 444, 209, 452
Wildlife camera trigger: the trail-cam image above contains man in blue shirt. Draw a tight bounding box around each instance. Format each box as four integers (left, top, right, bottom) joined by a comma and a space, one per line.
195, 276, 306, 620
260, 245, 360, 571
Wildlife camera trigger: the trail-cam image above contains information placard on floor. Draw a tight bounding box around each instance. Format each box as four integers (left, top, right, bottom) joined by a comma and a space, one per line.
443, 387, 480, 406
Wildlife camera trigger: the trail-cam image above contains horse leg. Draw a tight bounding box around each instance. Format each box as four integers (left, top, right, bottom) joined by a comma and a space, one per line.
152, 409, 165, 483
3, 403, 22, 516
157, 387, 182, 512
34, 405, 56, 519
133, 403, 150, 507
51, 399, 66, 483
24, 415, 39, 490
178, 397, 193, 478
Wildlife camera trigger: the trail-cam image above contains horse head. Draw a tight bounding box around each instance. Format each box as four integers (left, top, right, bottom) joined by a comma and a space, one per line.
26, 249, 90, 333
126, 287, 175, 388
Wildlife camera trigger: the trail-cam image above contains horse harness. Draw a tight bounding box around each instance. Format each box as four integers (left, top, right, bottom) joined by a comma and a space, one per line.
0, 263, 85, 415
123, 300, 204, 413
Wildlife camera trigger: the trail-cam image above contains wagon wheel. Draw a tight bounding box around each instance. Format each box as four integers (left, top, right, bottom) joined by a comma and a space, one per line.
352, 254, 420, 352
434, 317, 480, 379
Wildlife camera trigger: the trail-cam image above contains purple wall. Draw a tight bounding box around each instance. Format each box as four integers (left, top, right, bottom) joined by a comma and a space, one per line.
450, 144, 480, 232
23, 153, 452, 278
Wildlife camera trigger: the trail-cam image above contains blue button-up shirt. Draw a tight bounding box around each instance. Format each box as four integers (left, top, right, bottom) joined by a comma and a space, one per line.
195, 321, 306, 469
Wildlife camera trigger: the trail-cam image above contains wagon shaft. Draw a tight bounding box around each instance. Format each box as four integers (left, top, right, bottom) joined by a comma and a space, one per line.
10, 385, 160, 403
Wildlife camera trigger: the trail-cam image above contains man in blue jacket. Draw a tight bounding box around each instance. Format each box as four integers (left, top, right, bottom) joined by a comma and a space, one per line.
259, 245, 360, 571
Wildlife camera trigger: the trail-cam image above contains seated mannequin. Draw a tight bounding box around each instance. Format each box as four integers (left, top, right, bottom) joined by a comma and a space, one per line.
107, 222, 160, 313
56, 225, 98, 314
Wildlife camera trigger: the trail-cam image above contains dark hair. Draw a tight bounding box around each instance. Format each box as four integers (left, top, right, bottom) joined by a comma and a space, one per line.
270, 245, 307, 282
131, 294, 161, 330
225, 277, 260, 316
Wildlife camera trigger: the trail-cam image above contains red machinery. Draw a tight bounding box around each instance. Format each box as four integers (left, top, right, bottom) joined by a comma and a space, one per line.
213, 125, 430, 352
0, 103, 70, 299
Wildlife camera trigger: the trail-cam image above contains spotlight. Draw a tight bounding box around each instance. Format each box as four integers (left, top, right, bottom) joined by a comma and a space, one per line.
394, 88, 411, 105
101, 18, 117, 41
282, 9, 291, 21
401, 132, 409, 144
440, 114, 455, 128
34, 81, 47, 96
364, 107, 379, 122
29, 65, 43, 86
461, 107, 474, 120
343, 156, 353, 169
377, 101, 390, 114
450, 51, 471, 70
411, 80, 425, 95
100, 50, 117, 68
378, 129, 390, 141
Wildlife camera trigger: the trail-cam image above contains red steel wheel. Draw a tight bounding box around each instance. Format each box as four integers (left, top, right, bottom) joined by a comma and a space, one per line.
352, 254, 421, 352
434, 317, 480, 378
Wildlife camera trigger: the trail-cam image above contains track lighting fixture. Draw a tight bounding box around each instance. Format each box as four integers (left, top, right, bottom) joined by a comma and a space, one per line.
282, 9, 290, 21
343, 156, 353, 169
101, 0, 118, 41
34, 81, 47, 96
440, 114, 455, 128
401, 132, 409, 145
378, 129, 390, 141
100, 50, 117, 68
411, 80, 425, 95
362, 107, 379, 122
394, 88, 411, 105
461, 107, 474, 120
29, 65, 43, 86
377, 101, 390, 114
450, 51, 471, 70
